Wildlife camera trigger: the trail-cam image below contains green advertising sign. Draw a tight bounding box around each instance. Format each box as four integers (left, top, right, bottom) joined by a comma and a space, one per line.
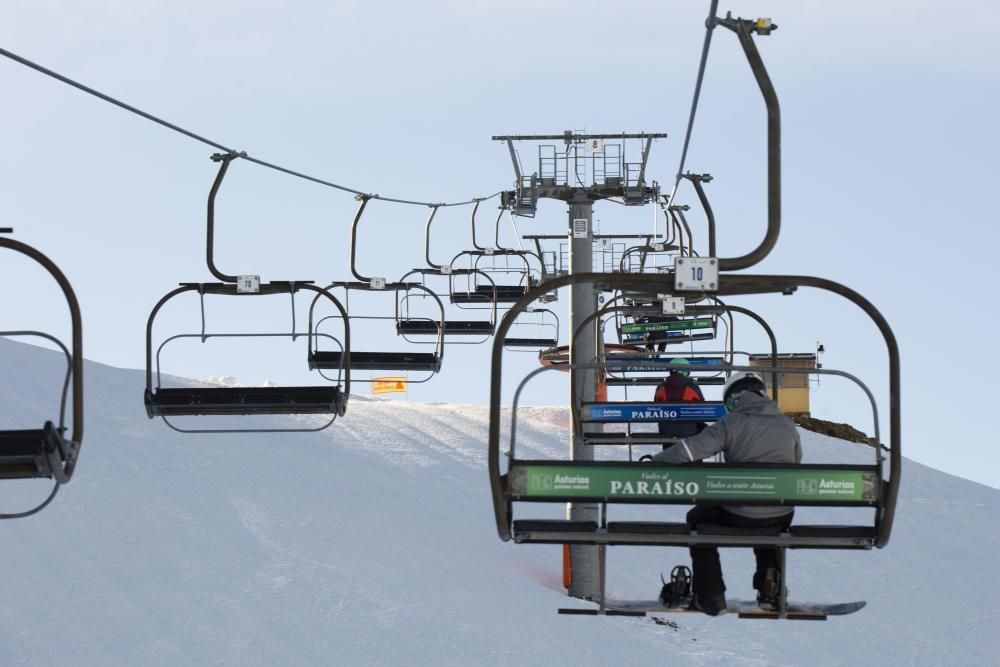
621, 318, 715, 335
509, 464, 877, 504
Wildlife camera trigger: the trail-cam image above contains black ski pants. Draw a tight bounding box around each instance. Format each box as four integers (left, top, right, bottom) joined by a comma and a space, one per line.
685, 505, 794, 595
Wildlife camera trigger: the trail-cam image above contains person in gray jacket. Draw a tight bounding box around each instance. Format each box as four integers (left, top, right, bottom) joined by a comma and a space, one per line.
652, 370, 802, 615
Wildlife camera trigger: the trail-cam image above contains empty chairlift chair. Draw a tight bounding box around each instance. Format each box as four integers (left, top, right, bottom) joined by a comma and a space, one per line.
396, 268, 496, 343
451, 202, 548, 306
393, 201, 497, 342
309, 195, 447, 380
308, 281, 444, 379
144, 282, 350, 430
0, 229, 83, 516
502, 307, 560, 350
143, 153, 350, 432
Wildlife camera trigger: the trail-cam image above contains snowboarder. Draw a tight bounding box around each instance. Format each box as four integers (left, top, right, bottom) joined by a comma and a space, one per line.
651, 370, 802, 616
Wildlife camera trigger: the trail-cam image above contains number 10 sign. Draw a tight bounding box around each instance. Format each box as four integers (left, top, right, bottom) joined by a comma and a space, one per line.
674, 257, 718, 292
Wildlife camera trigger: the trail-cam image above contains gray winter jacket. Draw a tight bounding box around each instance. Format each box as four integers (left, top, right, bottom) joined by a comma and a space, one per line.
651, 391, 802, 518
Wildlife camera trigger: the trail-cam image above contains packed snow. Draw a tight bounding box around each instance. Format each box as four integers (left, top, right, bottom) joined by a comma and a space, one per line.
0, 338, 996, 666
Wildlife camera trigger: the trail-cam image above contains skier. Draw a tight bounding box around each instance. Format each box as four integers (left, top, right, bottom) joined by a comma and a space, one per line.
651, 370, 802, 616
652, 358, 706, 443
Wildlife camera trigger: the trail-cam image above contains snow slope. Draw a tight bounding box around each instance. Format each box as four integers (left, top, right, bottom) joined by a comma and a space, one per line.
0, 338, 996, 666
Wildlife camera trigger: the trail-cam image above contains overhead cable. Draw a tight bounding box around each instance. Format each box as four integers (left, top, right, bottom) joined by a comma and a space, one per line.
666, 0, 720, 207
0, 45, 499, 208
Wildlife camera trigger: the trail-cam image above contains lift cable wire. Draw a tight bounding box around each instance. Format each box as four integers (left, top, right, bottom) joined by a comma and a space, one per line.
0, 45, 500, 209
666, 0, 719, 207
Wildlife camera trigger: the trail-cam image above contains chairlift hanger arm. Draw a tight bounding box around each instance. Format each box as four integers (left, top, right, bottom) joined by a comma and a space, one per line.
423, 205, 442, 270
675, 207, 699, 258
0, 236, 83, 481
470, 200, 485, 251
712, 12, 781, 270
667, 0, 718, 208
661, 209, 677, 248
206, 153, 241, 283
665, 205, 693, 256
494, 207, 509, 252
719, 303, 778, 397
683, 172, 717, 257
349, 195, 372, 282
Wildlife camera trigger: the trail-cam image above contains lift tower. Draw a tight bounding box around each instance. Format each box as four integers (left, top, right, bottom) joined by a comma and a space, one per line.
494, 131, 665, 599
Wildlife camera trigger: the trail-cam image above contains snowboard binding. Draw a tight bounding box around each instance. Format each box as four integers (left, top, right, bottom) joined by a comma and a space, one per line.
659, 565, 693, 608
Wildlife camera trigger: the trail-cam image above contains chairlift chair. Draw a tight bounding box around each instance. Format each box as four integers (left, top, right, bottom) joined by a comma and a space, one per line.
396, 268, 497, 342
448, 249, 542, 305
450, 206, 547, 305
487, 272, 900, 619
308, 280, 444, 378
0, 229, 83, 516
143, 154, 350, 432
503, 307, 560, 350
145, 282, 350, 431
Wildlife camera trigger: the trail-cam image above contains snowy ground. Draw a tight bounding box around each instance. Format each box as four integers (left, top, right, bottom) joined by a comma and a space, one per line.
0, 338, 997, 666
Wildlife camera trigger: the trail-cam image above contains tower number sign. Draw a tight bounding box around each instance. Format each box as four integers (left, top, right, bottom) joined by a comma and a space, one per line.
674, 257, 718, 292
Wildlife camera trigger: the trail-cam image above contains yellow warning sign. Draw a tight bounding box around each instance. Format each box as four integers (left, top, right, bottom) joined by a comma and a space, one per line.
372, 376, 408, 395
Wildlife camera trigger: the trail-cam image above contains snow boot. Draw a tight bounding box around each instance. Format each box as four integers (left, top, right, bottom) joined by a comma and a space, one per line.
659, 565, 692, 608
755, 568, 780, 610
691, 592, 727, 616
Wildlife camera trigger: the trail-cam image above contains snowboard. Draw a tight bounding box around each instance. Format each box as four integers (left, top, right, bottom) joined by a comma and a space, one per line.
558, 599, 866, 620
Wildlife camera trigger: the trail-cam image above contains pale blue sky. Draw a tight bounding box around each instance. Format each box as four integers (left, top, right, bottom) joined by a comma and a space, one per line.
1, 1, 998, 487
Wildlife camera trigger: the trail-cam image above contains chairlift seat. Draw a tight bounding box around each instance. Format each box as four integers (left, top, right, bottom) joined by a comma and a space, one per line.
449, 291, 494, 305
144, 386, 345, 418
0, 422, 68, 479
477, 284, 530, 302
396, 320, 494, 336
504, 337, 559, 348
309, 350, 441, 372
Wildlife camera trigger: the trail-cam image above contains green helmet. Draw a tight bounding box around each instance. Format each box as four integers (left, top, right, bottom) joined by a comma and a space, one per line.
669, 357, 690, 377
